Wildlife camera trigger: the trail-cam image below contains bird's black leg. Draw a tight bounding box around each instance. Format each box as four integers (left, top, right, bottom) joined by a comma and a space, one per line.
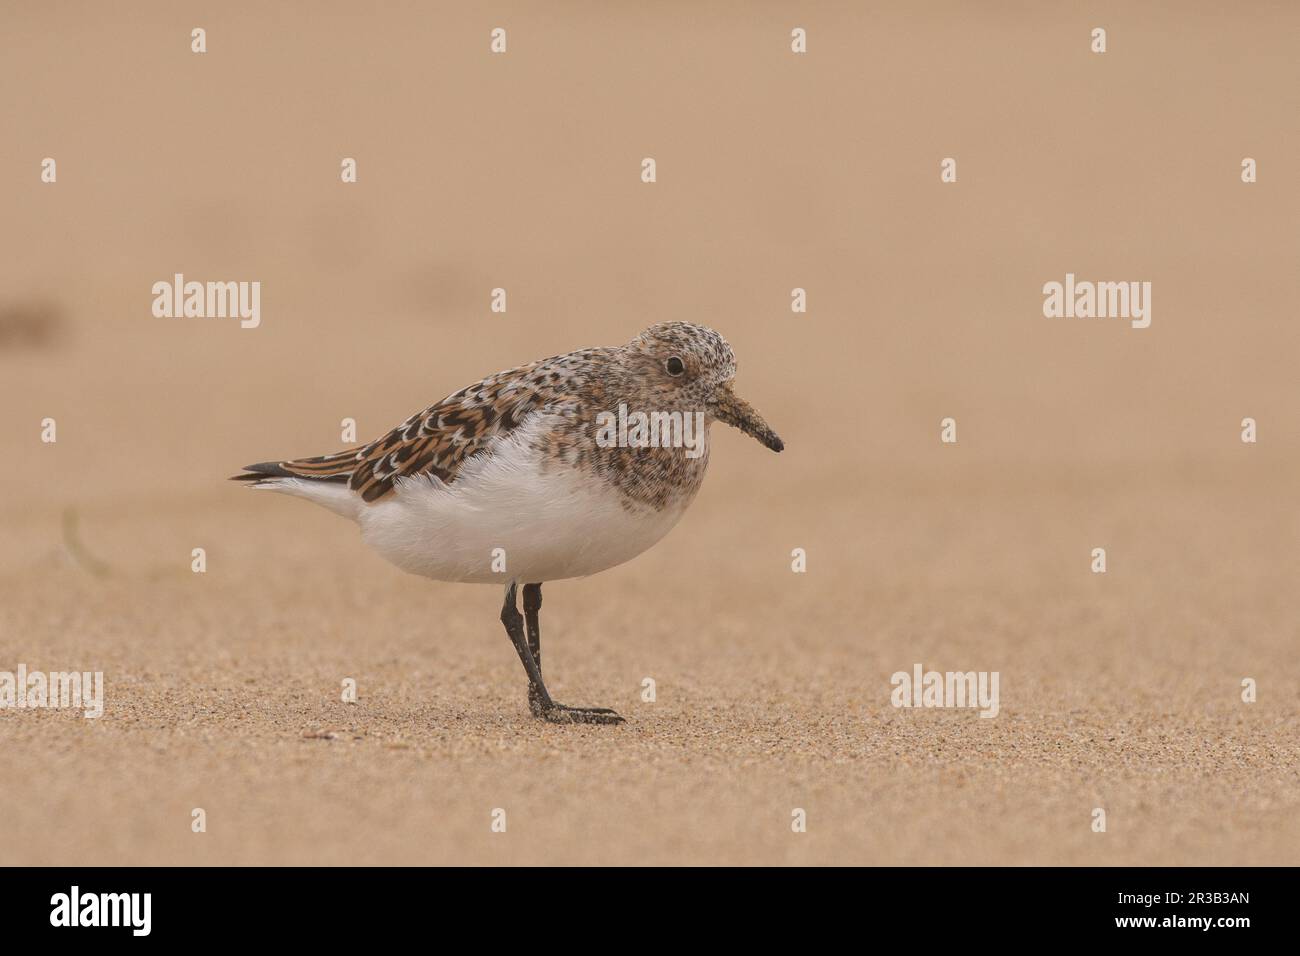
502, 582, 623, 725
500, 583, 551, 711
522, 583, 545, 716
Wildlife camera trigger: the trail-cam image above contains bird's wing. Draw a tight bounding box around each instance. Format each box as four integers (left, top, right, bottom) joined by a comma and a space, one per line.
232, 358, 582, 502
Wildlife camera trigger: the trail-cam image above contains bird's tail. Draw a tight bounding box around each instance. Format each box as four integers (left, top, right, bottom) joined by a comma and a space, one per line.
230, 452, 362, 519
229, 449, 363, 484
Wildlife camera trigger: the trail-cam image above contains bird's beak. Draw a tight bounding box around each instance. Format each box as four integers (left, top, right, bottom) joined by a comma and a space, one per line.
709, 381, 784, 452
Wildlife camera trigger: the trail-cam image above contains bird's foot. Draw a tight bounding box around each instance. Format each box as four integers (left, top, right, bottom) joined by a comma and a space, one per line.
535, 701, 625, 725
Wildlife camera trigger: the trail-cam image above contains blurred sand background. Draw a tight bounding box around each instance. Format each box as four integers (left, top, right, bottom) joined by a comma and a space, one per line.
1, 1, 1297, 865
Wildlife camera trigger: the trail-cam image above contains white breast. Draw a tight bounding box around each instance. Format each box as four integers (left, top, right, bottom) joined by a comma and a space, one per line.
354, 415, 697, 584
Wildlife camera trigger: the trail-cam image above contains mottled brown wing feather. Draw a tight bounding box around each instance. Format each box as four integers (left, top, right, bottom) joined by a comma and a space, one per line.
242, 362, 568, 502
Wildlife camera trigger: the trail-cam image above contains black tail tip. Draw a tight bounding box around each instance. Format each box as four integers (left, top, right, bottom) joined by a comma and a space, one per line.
229, 461, 291, 482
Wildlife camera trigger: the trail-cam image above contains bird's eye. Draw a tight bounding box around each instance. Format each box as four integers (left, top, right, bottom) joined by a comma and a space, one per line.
665, 356, 685, 376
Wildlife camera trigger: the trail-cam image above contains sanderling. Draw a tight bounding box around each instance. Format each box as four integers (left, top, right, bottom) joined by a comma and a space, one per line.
232, 322, 783, 724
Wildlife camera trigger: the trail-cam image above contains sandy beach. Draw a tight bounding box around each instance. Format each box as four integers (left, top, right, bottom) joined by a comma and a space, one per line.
1, 1, 1297, 865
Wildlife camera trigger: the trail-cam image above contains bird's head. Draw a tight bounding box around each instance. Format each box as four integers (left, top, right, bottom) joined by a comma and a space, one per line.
622, 322, 784, 453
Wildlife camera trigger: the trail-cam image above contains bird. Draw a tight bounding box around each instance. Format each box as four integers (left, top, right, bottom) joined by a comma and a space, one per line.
231, 321, 783, 724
